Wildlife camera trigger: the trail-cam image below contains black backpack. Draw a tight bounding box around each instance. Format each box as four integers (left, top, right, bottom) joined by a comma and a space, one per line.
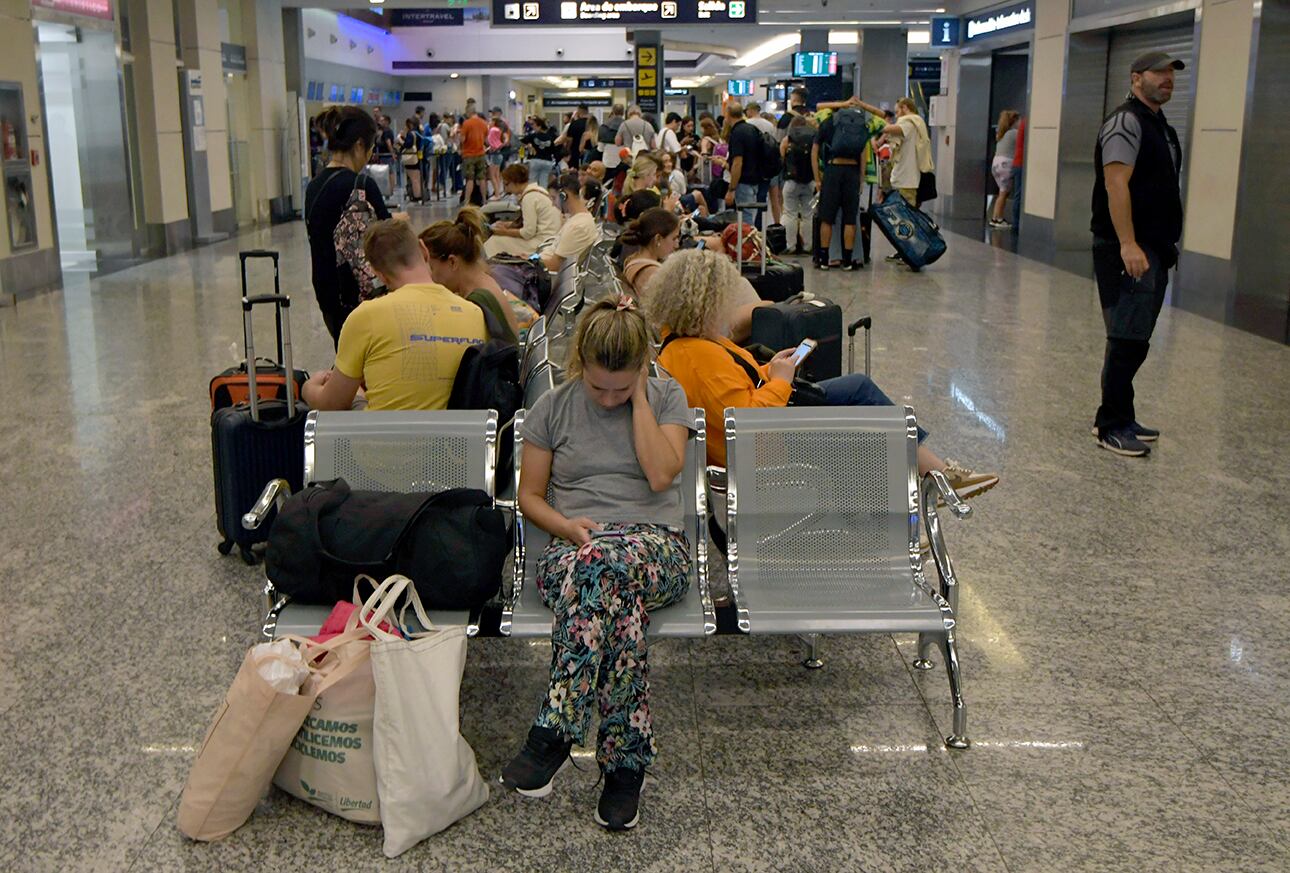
785, 127, 816, 184
448, 336, 522, 471
598, 116, 622, 145
829, 109, 868, 161
759, 128, 783, 180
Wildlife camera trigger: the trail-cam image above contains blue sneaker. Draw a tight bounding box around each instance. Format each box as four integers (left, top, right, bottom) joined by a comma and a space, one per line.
1097, 428, 1151, 457
1091, 422, 1159, 442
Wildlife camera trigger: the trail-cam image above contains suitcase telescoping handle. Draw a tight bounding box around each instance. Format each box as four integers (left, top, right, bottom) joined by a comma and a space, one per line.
242, 294, 296, 423
847, 316, 872, 376
239, 250, 285, 363
734, 201, 769, 276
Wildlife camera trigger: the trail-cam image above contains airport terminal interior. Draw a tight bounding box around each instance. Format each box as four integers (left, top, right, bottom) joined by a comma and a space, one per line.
0, 0, 1288, 870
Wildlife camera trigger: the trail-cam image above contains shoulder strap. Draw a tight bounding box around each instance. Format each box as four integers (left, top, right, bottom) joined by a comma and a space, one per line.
659, 334, 764, 388
305, 168, 347, 224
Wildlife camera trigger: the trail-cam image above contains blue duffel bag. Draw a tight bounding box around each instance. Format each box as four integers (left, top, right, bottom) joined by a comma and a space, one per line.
870, 191, 947, 271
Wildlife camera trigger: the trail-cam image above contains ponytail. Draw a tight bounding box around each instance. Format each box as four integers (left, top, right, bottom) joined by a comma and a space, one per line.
620, 207, 679, 248
418, 207, 486, 263
566, 298, 651, 380
317, 105, 378, 154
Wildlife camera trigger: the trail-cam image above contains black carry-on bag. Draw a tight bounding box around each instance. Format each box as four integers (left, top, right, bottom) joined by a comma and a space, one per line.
212, 251, 309, 565
749, 295, 844, 382
732, 205, 804, 303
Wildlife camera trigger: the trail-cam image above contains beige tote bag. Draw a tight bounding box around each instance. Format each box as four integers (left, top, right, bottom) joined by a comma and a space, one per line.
272, 601, 382, 824
360, 575, 490, 858
178, 635, 369, 841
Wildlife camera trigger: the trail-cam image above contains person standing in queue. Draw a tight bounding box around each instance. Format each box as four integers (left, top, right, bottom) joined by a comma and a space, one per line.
1090, 51, 1185, 457
305, 106, 399, 345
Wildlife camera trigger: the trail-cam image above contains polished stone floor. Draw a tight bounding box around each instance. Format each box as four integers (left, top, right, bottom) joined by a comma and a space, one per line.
2, 200, 1288, 872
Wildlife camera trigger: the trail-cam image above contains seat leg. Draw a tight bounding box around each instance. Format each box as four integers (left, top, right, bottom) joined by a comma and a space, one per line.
801, 633, 824, 669
912, 632, 936, 670
941, 629, 969, 749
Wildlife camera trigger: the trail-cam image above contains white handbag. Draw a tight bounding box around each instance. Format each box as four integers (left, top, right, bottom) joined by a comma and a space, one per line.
360, 575, 490, 858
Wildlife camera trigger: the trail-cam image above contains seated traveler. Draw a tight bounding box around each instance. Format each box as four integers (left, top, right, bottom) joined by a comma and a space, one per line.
419, 208, 529, 344
501, 298, 696, 832
483, 163, 563, 259
540, 172, 602, 273
622, 207, 767, 344
302, 220, 487, 411
646, 248, 1001, 500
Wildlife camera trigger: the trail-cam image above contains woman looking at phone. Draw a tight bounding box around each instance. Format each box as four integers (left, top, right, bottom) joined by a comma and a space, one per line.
646, 249, 1000, 502
501, 297, 697, 832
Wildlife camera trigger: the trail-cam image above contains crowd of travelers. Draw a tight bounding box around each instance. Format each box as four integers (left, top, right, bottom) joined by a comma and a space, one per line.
299, 97, 999, 833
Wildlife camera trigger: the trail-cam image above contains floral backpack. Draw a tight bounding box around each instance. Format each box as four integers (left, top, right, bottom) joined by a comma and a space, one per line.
333, 172, 382, 300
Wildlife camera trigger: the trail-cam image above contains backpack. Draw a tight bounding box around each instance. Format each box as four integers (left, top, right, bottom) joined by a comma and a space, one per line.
829, 109, 868, 161
489, 254, 552, 312
758, 128, 783, 180
332, 172, 381, 300
598, 116, 622, 145
448, 337, 522, 472
785, 127, 816, 184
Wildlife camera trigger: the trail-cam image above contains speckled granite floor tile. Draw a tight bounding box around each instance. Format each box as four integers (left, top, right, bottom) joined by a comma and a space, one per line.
3, 208, 1288, 872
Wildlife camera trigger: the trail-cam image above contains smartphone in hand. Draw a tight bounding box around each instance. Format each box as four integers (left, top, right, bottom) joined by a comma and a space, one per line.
789, 338, 818, 368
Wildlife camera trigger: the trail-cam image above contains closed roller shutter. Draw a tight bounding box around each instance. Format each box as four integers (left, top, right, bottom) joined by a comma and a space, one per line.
1104, 20, 1194, 156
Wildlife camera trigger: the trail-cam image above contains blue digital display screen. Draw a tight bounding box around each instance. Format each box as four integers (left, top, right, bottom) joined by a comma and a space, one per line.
792, 51, 838, 77
727, 79, 754, 96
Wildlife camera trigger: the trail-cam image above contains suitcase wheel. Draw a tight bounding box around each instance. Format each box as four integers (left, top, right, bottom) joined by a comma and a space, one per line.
217, 538, 234, 556
240, 546, 259, 566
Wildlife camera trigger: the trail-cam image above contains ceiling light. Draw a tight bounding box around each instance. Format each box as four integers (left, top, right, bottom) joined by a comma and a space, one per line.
908, 30, 931, 44
369, 0, 384, 5
449, 72, 459, 79
829, 31, 859, 45
733, 32, 800, 67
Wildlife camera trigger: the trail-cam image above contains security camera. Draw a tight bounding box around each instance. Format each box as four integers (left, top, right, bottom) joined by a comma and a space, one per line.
425, 49, 434, 57
821, 0, 828, 6
556, 48, 564, 56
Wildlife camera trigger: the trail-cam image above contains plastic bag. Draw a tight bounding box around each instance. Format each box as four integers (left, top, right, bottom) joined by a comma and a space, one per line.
251, 639, 311, 695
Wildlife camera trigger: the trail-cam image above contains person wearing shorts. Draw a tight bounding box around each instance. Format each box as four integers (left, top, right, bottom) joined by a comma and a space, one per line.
459, 111, 489, 205
989, 110, 1020, 228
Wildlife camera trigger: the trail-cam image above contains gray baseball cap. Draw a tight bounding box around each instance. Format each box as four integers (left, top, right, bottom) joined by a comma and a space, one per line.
1131, 51, 1185, 73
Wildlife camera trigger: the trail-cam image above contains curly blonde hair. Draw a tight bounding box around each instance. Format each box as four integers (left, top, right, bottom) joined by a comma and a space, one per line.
643, 248, 737, 339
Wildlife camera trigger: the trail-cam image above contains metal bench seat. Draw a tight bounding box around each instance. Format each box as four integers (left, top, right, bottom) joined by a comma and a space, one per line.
502, 408, 715, 639
255, 409, 500, 640
724, 405, 972, 747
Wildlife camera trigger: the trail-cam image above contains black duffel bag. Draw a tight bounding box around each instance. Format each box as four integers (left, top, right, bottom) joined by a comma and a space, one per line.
265, 478, 510, 609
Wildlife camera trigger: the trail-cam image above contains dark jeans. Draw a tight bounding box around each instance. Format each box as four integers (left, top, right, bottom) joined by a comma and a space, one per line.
820, 373, 929, 443
1092, 240, 1170, 433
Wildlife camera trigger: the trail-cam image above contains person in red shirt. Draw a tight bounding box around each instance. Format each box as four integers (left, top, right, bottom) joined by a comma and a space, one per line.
1010, 117, 1025, 226
458, 112, 489, 206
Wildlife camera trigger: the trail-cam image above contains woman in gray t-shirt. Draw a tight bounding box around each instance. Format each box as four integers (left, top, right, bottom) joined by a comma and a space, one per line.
500, 298, 695, 831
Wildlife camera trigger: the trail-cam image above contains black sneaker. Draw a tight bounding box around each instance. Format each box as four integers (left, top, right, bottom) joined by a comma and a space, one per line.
841, 260, 857, 271
594, 766, 645, 830
1097, 428, 1151, 457
885, 253, 904, 264
500, 726, 573, 797
815, 260, 829, 271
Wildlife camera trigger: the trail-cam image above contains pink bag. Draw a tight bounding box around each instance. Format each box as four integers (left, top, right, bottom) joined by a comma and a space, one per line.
311, 599, 396, 643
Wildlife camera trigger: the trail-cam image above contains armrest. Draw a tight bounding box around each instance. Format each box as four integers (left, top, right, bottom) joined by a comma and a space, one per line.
243, 479, 291, 531
926, 469, 971, 519
920, 472, 970, 615
705, 465, 728, 494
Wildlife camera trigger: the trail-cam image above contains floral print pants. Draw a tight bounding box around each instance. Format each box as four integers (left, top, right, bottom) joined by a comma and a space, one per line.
534, 524, 690, 773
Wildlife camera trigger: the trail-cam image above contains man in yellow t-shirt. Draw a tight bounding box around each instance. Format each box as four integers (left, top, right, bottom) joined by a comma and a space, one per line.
302, 220, 487, 411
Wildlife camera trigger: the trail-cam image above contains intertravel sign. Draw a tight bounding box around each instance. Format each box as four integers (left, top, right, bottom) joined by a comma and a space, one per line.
964, 2, 1033, 41
388, 9, 465, 26
493, 0, 755, 26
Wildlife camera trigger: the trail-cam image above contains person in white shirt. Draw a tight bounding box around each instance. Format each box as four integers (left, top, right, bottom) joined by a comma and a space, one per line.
541, 172, 603, 272
484, 163, 564, 258
882, 97, 933, 207
658, 113, 683, 156
616, 105, 657, 159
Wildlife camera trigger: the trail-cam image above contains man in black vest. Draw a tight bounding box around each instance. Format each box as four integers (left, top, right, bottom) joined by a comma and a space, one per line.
1090, 51, 1185, 457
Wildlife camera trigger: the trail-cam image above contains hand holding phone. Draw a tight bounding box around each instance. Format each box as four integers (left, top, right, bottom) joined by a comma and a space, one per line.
789, 338, 818, 368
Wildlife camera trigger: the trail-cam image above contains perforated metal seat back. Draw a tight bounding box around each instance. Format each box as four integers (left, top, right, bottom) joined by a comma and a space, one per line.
306, 410, 497, 496
519, 317, 549, 386
727, 407, 927, 617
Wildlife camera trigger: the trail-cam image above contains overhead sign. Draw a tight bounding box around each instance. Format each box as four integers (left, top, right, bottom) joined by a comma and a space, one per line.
930, 16, 961, 47
388, 8, 464, 26
493, 0, 754, 26
964, 2, 1033, 41
31, 0, 113, 20
543, 95, 613, 108
635, 43, 664, 114
579, 77, 672, 89
664, 88, 690, 96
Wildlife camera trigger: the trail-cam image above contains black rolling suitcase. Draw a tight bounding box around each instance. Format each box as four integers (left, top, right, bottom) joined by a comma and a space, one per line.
750, 295, 844, 382
211, 251, 308, 564
731, 213, 805, 302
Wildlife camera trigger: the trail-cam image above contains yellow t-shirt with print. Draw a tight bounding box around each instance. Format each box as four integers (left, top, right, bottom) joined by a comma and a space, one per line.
335, 282, 487, 411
